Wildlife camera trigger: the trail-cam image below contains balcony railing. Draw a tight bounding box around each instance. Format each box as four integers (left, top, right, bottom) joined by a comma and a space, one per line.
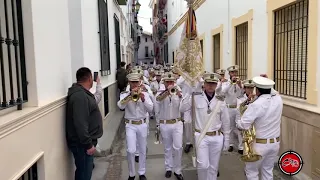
0, 0, 28, 111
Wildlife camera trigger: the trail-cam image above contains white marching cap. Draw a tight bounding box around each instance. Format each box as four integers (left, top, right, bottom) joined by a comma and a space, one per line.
252, 76, 275, 89
131, 69, 144, 75
203, 73, 219, 83
162, 72, 176, 81
227, 65, 239, 72
216, 69, 226, 75
127, 73, 141, 82
243, 79, 255, 87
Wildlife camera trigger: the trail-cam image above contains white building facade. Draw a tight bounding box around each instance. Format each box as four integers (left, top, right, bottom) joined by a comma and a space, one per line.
165, 0, 320, 179
138, 32, 154, 66
0, 0, 134, 179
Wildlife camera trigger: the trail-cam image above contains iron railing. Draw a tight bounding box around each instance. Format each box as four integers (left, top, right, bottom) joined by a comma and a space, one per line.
18, 163, 38, 180
213, 33, 221, 73
273, 0, 308, 99
0, 0, 28, 111
235, 22, 248, 80
98, 0, 111, 76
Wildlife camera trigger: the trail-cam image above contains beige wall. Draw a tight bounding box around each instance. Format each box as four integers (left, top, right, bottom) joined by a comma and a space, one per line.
281, 105, 320, 179
0, 83, 118, 180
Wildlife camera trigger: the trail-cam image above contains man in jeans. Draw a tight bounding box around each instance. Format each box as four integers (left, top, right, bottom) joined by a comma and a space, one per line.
66, 67, 103, 180
116, 61, 128, 92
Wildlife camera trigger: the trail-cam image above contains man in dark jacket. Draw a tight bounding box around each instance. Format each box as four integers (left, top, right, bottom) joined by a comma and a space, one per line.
116, 61, 128, 92
66, 67, 103, 180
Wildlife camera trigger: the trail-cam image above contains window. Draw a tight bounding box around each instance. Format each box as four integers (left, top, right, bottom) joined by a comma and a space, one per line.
104, 87, 109, 116
235, 22, 248, 80
213, 33, 221, 72
18, 163, 38, 180
145, 46, 149, 57
273, 0, 308, 99
151, 50, 154, 56
200, 39, 204, 57
98, 0, 111, 75
172, 51, 175, 63
0, 0, 28, 111
145, 37, 147, 42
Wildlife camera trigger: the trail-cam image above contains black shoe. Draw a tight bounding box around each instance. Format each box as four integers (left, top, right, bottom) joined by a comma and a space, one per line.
228, 146, 234, 152
217, 171, 220, 177
184, 144, 193, 153
165, 171, 172, 178
135, 156, 139, 163
174, 172, 184, 180
120, 109, 125, 111
238, 150, 243, 155
93, 163, 95, 169
139, 175, 147, 180
128, 176, 135, 180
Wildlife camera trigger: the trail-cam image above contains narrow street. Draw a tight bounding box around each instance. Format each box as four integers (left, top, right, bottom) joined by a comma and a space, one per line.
93, 118, 289, 180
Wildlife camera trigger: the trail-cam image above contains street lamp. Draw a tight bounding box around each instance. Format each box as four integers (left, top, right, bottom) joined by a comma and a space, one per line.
135, 1, 141, 13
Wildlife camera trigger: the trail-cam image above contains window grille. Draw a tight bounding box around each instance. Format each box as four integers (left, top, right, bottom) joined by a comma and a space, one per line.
0, 0, 28, 110
235, 22, 248, 80
18, 163, 38, 180
98, 0, 111, 75
273, 0, 308, 99
213, 33, 220, 72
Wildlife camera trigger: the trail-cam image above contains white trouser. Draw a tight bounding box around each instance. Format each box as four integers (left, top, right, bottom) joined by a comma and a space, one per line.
183, 110, 192, 144
160, 121, 183, 174
125, 123, 148, 177
245, 140, 280, 180
194, 132, 223, 180
135, 114, 150, 156
146, 113, 150, 136
228, 108, 243, 150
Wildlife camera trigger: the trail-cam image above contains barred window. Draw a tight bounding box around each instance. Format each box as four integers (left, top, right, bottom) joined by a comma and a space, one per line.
235, 22, 248, 80
98, 0, 111, 75
274, 0, 308, 99
213, 33, 220, 73
18, 163, 38, 180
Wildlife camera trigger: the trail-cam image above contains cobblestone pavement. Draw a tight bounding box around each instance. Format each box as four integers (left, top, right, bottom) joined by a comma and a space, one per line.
93, 120, 291, 180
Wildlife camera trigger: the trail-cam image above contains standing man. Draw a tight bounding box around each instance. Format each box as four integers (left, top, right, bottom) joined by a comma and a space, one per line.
117, 72, 153, 180
222, 65, 244, 152
179, 73, 230, 180
155, 72, 184, 180
66, 67, 103, 180
116, 61, 128, 92
237, 76, 282, 180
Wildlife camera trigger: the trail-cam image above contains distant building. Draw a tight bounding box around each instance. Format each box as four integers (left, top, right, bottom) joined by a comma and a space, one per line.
138, 32, 154, 66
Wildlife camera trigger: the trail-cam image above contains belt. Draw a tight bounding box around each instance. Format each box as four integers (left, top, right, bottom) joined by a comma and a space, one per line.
227, 104, 237, 108
125, 119, 146, 125
256, 137, 280, 144
159, 118, 181, 124
195, 129, 222, 136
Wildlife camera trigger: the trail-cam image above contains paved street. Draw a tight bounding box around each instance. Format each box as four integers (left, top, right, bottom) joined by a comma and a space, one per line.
93, 119, 289, 180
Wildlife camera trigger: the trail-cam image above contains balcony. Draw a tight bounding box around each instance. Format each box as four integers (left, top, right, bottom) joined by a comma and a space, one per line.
117, 0, 127, 5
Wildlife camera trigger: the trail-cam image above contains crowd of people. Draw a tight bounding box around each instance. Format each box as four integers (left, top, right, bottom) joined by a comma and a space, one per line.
65, 62, 283, 180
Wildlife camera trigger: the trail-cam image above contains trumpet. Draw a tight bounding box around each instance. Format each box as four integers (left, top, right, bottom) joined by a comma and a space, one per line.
131, 88, 142, 102
170, 87, 177, 95
232, 77, 240, 84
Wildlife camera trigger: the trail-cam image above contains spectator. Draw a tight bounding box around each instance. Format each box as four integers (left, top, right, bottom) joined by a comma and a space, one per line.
126, 63, 132, 74
116, 61, 128, 92
66, 67, 103, 180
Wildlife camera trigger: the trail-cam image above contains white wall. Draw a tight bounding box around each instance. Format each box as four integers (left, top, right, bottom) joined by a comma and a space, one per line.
31, 0, 73, 106
138, 33, 154, 61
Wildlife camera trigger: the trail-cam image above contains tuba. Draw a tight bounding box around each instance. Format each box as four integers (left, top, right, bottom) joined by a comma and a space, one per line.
239, 94, 262, 162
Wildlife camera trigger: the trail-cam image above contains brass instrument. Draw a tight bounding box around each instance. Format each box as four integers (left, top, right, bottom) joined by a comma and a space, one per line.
239, 94, 261, 162
131, 88, 142, 102
170, 86, 177, 95
156, 90, 170, 101
232, 77, 240, 85
120, 94, 132, 104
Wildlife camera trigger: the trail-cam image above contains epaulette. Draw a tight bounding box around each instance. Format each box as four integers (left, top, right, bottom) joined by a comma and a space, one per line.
192, 92, 202, 95
215, 95, 225, 101
120, 91, 129, 94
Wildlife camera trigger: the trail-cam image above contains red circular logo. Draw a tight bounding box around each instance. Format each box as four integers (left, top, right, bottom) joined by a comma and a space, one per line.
278, 150, 303, 176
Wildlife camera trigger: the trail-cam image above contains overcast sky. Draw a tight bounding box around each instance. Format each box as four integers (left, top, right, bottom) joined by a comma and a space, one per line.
137, 0, 152, 33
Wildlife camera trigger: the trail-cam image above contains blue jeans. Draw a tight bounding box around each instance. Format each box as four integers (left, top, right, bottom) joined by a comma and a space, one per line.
70, 146, 94, 180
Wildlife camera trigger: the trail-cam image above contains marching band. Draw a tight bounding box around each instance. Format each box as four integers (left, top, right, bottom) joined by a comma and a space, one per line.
117, 64, 282, 180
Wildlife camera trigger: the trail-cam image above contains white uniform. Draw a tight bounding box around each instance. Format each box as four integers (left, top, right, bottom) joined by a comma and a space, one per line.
155, 89, 183, 175
237, 94, 282, 180
117, 91, 153, 177
221, 79, 244, 149
180, 92, 230, 180
176, 76, 203, 145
